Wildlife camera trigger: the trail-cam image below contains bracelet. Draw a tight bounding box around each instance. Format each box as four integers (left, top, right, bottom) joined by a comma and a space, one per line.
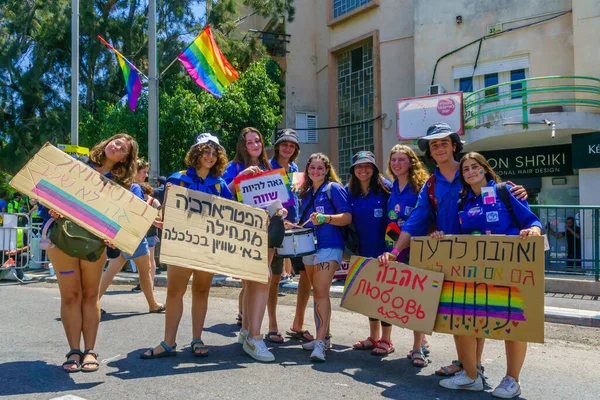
328, 215, 332, 224
391, 248, 400, 255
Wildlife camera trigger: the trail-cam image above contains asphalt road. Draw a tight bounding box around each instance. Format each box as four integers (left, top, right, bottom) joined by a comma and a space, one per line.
1, 282, 599, 400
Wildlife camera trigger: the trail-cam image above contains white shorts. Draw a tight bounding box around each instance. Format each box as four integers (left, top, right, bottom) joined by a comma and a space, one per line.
302, 248, 343, 267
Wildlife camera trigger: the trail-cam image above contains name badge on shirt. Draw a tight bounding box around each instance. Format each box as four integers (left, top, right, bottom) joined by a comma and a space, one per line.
482, 187, 496, 205
404, 206, 414, 216
316, 206, 325, 213
374, 208, 383, 218
486, 211, 499, 222
468, 207, 483, 217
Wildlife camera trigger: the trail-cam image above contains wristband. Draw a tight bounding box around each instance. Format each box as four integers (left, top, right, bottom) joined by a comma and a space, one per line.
328, 215, 332, 224
316, 214, 326, 224
390, 248, 400, 256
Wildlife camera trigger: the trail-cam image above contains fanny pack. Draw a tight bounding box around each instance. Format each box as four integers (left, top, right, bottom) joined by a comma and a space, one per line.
41, 218, 106, 262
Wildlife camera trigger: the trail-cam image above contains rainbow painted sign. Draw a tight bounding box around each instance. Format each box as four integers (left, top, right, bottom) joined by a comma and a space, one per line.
10, 143, 158, 254
410, 235, 545, 343
233, 168, 293, 209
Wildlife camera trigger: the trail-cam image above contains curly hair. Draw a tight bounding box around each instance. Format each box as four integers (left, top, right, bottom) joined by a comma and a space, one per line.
185, 142, 228, 178
298, 153, 342, 199
387, 145, 430, 193
89, 133, 139, 188
140, 182, 154, 196
232, 127, 272, 169
459, 152, 501, 197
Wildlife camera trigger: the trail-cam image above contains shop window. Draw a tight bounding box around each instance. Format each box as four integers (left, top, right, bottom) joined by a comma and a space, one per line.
510, 69, 526, 99
484, 73, 499, 99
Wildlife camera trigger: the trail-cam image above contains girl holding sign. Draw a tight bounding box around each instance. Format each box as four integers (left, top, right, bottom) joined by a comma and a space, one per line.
298, 153, 352, 362
141, 133, 233, 359
38, 134, 139, 373
432, 152, 542, 397
223, 127, 279, 363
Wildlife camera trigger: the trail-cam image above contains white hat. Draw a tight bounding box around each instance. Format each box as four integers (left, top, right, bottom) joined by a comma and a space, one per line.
195, 133, 225, 153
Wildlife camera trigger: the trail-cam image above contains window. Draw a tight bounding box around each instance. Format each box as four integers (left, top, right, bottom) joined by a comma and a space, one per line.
510, 69, 526, 99
333, 0, 373, 19
459, 77, 473, 93
351, 47, 363, 72
295, 112, 318, 144
484, 73, 499, 99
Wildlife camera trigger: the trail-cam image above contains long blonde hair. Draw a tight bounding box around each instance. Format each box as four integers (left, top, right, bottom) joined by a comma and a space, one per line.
89, 133, 139, 187
299, 153, 342, 198
387, 145, 429, 193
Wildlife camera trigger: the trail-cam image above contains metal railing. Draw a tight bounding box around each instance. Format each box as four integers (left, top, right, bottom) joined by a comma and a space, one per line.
531, 205, 600, 281
463, 75, 600, 127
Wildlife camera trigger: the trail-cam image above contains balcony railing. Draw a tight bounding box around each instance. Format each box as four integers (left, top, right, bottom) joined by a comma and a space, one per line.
463, 76, 600, 127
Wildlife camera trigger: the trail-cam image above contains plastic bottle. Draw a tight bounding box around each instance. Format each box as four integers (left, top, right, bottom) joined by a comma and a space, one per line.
48, 263, 55, 277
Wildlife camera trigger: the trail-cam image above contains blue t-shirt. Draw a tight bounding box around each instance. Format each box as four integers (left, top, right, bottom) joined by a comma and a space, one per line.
403, 167, 463, 236
167, 168, 233, 200
459, 181, 542, 235
0, 199, 7, 212
299, 182, 351, 250
386, 180, 419, 248
222, 161, 269, 185
346, 181, 391, 258
269, 158, 299, 223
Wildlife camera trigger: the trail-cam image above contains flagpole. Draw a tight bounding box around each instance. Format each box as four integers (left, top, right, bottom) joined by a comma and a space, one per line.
97, 36, 149, 80
148, 0, 160, 183
70, 0, 79, 145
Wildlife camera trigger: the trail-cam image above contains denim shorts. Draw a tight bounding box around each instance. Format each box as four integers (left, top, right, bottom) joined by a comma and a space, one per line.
123, 237, 149, 260
147, 236, 160, 248
302, 248, 343, 267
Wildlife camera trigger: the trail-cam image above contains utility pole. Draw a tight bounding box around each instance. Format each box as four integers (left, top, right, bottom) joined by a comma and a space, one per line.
148, 0, 160, 182
70, 0, 79, 145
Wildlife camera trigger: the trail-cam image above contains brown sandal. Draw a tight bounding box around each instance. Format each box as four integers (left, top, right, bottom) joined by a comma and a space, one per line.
81, 350, 100, 373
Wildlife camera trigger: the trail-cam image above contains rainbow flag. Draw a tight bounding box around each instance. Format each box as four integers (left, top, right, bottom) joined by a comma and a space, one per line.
98, 36, 143, 111
178, 25, 239, 97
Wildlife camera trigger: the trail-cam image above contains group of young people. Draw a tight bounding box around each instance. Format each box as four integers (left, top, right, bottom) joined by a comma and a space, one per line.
38, 121, 542, 399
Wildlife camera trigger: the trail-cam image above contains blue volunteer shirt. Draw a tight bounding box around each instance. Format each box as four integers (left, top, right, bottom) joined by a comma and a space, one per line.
346, 181, 391, 258
269, 158, 299, 223
0, 199, 7, 212
167, 168, 233, 199
386, 180, 420, 248
300, 182, 351, 250
459, 181, 542, 235
222, 161, 270, 185
402, 167, 463, 236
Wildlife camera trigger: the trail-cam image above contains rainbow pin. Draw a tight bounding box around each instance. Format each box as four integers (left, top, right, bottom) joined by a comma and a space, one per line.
432, 280, 440, 288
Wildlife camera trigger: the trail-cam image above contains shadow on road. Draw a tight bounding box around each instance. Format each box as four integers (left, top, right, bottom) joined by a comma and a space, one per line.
203, 322, 240, 338
0, 360, 102, 396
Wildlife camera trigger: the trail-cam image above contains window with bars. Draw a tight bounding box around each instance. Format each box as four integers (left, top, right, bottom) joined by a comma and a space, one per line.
333, 0, 373, 19
295, 112, 318, 144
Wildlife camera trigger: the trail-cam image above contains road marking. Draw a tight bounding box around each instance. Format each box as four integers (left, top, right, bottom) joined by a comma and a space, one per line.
101, 354, 121, 364
50, 396, 88, 400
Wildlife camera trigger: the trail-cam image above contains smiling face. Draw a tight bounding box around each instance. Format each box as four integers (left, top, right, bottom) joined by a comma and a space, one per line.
308, 158, 327, 185
105, 137, 131, 163
461, 158, 487, 187
244, 131, 263, 160
277, 141, 297, 161
135, 167, 148, 184
428, 137, 455, 164
389, 151, 411, 179
353, 163, 374, 183
199, 144, 218, 170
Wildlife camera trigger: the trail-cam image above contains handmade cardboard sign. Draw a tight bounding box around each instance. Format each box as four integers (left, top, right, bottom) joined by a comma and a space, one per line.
341, 256, 445, 334
9, 143, 157, 254
409, 235, 545, 343
234, 168, 293, 209
160, 185, 269, 283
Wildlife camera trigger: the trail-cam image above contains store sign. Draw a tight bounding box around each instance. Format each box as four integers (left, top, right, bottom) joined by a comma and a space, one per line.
479, 145, 572, 178
572, 132, 600, 169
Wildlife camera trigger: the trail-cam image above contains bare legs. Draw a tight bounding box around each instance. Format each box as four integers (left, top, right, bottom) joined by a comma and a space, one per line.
243, 249, 275, 338
290, 271, 311, 333
305, 259, 338, 340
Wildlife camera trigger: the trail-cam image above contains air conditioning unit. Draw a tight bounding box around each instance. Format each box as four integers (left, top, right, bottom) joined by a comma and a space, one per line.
428, 84, 447, 95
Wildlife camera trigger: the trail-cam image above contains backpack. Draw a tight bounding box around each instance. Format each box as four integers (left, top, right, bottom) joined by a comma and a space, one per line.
457, 182, 520, 228
324, 183, 360, 257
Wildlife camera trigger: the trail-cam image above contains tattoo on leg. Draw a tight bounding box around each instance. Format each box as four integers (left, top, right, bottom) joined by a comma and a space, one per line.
316, 262, 330, 272
314, 301, 323, 330
59, 270, 75, 276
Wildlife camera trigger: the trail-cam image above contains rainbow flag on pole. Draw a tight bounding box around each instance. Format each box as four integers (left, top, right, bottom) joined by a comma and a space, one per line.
98, 36, 143, 111
178, 25, 239, 97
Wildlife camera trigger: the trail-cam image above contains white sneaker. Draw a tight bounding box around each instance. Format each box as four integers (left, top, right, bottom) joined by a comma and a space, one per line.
439, 373, 484, 391
492, 376, 521, 398
237, 329, 248, 345
243, 336, 275, 362
309, 340, 327, 362
302, 336, 331, 351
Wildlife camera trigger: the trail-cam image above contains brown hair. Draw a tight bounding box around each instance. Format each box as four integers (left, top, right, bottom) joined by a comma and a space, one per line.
137, 159, 149, 171
274, 142, 299, 163
459, 152, 501, 196
347, 159, 390, 198
387, 145, 430, 193
140, 182, 154, 196
232, 127, 271, 169
424, 136, 464, 162
298, 153, 342, 198
89, 133, 138, 187
185, 142, 229, 178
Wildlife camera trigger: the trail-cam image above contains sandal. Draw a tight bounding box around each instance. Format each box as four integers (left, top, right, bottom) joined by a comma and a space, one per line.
409, 349, 429, 368
286, 329, 314, 342
141, 341, 177, 359
265, 331, 284, 344
435, 360, 463, 376
372, 339, 395, 356
236, 313, 243, 326
62, 349, 83, 373
352, 337, 378, 350
149, 304, 166, 313
81, 350, 100, 373
407, 343, 432, 358
191, 339, 209, 357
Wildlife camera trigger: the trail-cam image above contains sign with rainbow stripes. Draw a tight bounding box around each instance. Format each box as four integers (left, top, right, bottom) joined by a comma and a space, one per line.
410, 235, 545, 343
10, 143, 158, 255
233, 168, 293, 209
341, 257, 444, 334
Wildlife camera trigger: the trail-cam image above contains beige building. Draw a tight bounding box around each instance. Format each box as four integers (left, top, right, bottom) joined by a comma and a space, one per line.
246, 0, 600, 209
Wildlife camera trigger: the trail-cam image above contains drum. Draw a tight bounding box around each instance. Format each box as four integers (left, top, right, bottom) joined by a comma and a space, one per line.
276, 228, 317, 257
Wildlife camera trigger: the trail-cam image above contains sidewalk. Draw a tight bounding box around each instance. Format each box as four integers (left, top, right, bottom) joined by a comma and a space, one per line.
18, 269, 600, 329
